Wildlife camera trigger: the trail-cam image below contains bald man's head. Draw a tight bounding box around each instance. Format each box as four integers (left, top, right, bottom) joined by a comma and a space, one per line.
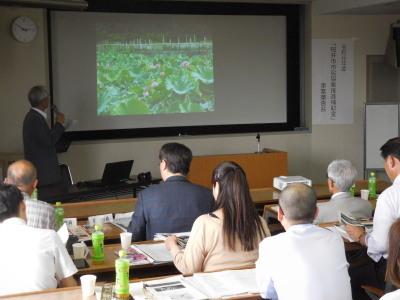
6, 160, 37, 194
279, 183, 317, 224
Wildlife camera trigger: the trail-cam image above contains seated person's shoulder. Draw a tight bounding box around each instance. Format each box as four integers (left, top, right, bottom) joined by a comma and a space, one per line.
26, 198, 55, 210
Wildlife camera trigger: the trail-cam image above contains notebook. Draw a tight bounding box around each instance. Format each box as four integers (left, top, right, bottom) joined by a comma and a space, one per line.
85, 160, 134, 186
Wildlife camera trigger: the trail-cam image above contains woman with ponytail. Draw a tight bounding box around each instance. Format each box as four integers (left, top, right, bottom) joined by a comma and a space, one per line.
165, 161, 270, 275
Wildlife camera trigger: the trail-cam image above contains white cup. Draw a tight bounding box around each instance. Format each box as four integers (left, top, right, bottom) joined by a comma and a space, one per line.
120, 232, 132, 251
360, 189, 370, 201
95, 216, 104, 228
72, 242, 89, 260
80, 274, 96, 298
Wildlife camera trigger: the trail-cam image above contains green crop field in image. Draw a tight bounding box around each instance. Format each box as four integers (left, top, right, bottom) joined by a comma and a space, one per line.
97, 38, 215, 116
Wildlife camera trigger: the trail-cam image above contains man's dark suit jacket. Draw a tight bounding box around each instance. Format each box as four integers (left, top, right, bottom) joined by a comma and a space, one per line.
23, 109, 65, 186
128, 175, 214, 241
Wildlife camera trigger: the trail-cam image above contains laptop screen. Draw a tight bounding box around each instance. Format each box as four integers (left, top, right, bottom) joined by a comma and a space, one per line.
101, 160, 134, 185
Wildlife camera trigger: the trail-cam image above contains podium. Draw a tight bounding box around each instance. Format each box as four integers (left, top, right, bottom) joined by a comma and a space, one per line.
187, 150, 287, 189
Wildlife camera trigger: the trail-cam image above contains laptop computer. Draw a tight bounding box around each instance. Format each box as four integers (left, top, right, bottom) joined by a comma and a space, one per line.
84, 160, 134, 186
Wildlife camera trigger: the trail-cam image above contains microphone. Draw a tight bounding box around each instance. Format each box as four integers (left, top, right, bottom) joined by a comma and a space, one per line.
256, 133, 261, 153
51, 104, 59, 115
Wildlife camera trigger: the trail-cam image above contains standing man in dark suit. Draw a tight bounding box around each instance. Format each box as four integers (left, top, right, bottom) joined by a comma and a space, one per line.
23, 86, 65, 194
128, 143, 214, 241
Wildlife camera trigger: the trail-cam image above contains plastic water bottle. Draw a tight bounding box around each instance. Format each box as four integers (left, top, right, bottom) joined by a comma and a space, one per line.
31, 188, 38, 200
349, 184, 356, 197
54, 202, 64, 230
91, 225, 104, 263
115, 250, 130, 299
368, 171, 377, 199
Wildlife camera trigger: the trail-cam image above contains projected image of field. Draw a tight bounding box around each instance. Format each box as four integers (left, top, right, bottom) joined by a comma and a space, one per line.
97, 37, 215, 116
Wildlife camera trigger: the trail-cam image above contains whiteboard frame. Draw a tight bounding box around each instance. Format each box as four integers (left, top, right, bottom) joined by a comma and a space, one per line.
364, 103, 400, 177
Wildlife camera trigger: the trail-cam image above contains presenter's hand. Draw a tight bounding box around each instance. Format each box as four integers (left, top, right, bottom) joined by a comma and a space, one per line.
346, 225, 366, 245
165, 235, 178, 251
55, 112, 65, 125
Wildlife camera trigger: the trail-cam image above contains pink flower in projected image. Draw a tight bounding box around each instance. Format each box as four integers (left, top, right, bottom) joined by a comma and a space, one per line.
151, 81, 159, 88
180, 61, 190, 68
143, 91, 149, 97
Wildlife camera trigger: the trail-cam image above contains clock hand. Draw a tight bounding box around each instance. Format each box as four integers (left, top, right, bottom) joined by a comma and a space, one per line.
16, 23, 28, 32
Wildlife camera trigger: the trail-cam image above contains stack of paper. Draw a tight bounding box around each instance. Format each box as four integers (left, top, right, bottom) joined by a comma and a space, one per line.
131, 243, 172, 264
340, 212, 373, 228
154, 232, 190, 248
184, 268, 258, 298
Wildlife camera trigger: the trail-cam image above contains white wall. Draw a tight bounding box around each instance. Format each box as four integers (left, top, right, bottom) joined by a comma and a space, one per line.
0, 4, 398, 183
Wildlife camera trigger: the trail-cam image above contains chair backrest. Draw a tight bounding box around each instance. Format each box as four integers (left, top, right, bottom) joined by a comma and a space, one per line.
59, 163, 73, 186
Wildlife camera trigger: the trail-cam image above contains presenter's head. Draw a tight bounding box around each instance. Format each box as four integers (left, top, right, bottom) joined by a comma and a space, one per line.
381, 137, 400, 182
5, 160, 38, 197
0, 184, 26, 223
278, 183, 317, 229
326, 159, 357, 194
159, 143, 192, 181
211, 161, 267, 251
28, 85, 49, 111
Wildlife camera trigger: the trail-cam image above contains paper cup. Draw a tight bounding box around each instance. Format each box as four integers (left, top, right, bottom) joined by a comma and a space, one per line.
94, 216, 104, 228
80, 274, 96, 298
360, 189, 370, 201
120, 232, 132, 251
73, 242, 89, 259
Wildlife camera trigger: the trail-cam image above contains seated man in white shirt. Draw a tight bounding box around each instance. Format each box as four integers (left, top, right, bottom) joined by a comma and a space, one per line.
4, 160, 55, 229
346, 137, 400, 296
315, 159, 372, 224
256, 183, 352, 300
0, 184, 77, 296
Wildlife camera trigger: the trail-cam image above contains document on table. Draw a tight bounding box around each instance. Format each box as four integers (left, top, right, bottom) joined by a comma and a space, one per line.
183, 268, 258, 298
131, 243, 172, 263
113, 269, 259, 300
326, 225, 355, 242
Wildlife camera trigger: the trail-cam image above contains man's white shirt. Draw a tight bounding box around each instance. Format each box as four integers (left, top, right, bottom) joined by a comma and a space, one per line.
256, 224, 352, 300
366, 175, 400, 262
0, 218, 77, 296
31, 107, 47, 119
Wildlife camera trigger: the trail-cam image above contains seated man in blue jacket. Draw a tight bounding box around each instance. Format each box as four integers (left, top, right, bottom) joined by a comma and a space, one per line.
128, 143, 214, 241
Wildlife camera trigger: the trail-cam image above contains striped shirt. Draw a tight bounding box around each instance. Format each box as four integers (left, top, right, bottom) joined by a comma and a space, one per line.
23, 192, 55, 230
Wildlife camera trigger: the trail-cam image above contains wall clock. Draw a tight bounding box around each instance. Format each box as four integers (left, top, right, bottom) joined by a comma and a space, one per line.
11, 16, 37, 43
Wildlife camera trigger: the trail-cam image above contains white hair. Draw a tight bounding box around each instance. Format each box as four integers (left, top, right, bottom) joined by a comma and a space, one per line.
327, 159, 357, 192
28, 85, 49, 107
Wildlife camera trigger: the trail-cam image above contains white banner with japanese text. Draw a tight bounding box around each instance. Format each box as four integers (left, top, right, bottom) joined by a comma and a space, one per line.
312, 39, 354, 124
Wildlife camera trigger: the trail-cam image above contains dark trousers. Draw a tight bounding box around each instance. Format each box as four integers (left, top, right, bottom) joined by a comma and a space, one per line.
347, 248, 386, 300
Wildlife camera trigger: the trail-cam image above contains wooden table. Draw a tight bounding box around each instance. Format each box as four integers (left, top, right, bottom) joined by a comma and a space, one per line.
77, 242, 179, 280
74, 222, 124, 244
0, 275, 261, 300
251, 179, 389, 208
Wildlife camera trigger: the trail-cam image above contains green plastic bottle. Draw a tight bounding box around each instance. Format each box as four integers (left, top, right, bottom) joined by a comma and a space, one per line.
115, 250, 130, 299
349, 184, 356, 197
368, 171, 377, 199
91, 225, 104, 263
54, 202, 64, 230
31, 188, 38, 200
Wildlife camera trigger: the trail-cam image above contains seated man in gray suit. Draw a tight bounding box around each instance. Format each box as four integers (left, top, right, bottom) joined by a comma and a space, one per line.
128, 143, 214, 241
314, 159, 372, 224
